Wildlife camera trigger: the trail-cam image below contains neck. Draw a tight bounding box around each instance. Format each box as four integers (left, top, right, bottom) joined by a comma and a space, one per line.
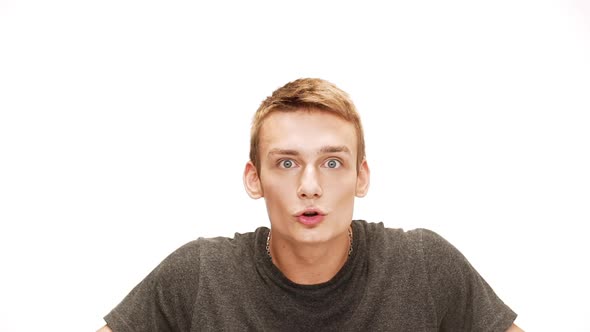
268, 228, 351, 285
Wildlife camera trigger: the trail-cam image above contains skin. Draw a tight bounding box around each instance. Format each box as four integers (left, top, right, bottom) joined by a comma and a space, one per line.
97, 109, 524, 331
244, 109, 369, 285
507, 324, 525, 332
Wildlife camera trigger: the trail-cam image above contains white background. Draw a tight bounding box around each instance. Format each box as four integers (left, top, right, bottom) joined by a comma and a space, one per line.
1, 0, 589, 331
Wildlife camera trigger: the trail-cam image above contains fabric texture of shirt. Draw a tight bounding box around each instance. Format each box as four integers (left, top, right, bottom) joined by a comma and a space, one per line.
104, 220, 517, 331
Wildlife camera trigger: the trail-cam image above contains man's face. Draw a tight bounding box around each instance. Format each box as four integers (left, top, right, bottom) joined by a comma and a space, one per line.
250, 110, 369, 245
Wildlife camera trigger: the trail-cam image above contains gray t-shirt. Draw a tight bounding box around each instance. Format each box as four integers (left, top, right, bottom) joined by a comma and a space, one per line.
104, 220, 517, 331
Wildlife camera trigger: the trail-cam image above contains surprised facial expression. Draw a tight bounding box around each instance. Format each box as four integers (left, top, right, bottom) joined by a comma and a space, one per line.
247, 109, 369, 245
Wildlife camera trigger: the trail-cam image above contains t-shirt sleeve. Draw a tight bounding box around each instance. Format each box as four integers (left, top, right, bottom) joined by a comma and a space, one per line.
104, 241, 201, 332
419, 229, 517, 332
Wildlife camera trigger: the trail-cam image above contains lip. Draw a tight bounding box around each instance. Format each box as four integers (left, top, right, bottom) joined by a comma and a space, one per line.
295, 208, 326, 226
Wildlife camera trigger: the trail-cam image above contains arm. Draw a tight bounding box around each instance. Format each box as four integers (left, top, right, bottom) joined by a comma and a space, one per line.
96, 325, 112, 332
506, 323, 524, 332
419, 229, 519, 330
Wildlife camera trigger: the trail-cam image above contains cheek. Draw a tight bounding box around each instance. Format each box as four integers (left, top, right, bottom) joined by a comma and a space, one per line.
323, 178, 357, 206
325, 171, 357, 191
261, 177, 294, 206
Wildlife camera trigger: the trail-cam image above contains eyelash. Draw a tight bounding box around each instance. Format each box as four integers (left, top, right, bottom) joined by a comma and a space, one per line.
278, 159, 296, 168
325, 159, 342, 168
277, 159, 342, 169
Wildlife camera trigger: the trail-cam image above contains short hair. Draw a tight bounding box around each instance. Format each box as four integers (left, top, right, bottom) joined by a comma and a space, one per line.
250, 78, 366, 174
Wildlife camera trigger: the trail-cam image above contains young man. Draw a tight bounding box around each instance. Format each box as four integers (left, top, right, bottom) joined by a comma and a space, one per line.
98, 78, 522, 331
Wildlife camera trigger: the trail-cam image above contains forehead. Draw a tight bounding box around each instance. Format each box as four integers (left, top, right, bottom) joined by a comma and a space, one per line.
259, 110, 357, 156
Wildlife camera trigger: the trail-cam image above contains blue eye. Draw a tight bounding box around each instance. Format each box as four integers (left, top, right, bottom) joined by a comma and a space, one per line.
280, 159, 294, 168
325, 159, 341, 168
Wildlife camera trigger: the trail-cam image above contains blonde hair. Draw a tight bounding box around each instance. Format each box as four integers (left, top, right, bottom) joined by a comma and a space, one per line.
250, 78, 366, 174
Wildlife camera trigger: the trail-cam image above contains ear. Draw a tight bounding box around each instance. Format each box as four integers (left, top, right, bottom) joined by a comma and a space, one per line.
355, 158, 370, 197
243, 161, 264, 199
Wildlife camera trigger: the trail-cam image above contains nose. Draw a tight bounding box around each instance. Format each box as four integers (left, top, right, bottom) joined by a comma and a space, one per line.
297, 165, 323, 199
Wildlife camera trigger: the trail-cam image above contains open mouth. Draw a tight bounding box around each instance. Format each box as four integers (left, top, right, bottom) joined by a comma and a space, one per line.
302, 211, 319, 217
297, 209, 325, 225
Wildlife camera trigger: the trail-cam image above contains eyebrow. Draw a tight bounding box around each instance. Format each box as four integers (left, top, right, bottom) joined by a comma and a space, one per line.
267, 145, 351, 157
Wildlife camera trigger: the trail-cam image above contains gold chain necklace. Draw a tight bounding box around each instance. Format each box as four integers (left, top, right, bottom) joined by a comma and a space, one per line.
266, 227, 353, 259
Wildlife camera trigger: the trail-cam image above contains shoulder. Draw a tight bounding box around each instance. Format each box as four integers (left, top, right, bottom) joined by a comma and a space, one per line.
355, 220, 451, 252
152, 229, 261, 284
406, 228, 471, 271
355, 220, 467, 272
398, 227, 470, 275
162, 230, 259, 267
406, 228, 460, 257
357, 222, 517, 328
